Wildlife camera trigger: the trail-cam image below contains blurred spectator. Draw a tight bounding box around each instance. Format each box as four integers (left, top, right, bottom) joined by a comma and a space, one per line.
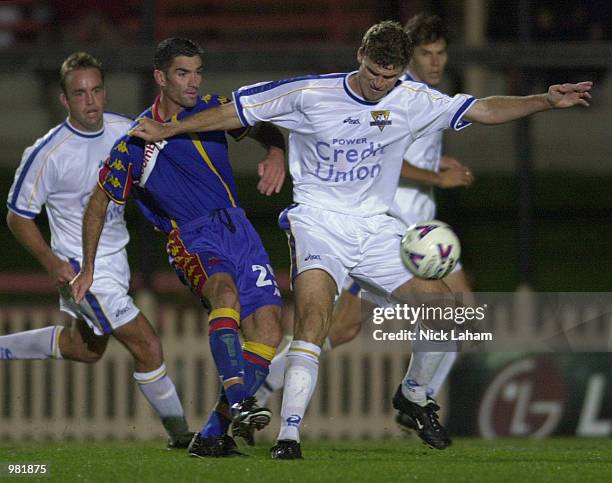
489, 0, 610, 87
0, 1, 50, 47
0, 4, 21, 48
50, 0, 131, 45
489, 0, 610, 41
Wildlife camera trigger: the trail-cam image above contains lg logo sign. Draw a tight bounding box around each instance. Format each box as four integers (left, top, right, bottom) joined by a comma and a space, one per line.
478, 356, 611, 438
478, 357, 565, 438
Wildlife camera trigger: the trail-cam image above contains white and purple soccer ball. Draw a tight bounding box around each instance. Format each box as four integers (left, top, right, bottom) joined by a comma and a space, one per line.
400, 220, 461, 280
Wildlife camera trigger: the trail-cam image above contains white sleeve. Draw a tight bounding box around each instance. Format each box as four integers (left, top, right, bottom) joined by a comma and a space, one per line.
232, 78, 305, 130
407, 86, 476, 140
7, 134, 60, 219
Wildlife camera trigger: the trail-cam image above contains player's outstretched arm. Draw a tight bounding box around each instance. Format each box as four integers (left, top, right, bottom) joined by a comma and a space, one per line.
464, 81, 592, 125
400, 159, 473, 189
129, 102, 244, 142
70, 187, 110, 303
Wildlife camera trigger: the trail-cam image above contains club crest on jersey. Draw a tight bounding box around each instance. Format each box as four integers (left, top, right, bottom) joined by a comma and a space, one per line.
369, 110, 392, 131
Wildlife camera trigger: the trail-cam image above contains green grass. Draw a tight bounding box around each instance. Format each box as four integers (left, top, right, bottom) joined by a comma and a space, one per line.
0, 438, 610, 482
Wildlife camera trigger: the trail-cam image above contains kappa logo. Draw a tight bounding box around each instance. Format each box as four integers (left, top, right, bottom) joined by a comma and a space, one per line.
343, 116, 360, 125
369, 110, 392, 131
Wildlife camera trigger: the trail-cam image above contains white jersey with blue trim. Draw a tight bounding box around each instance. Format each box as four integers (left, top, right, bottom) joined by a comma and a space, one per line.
7, 112, 132, 260
388, 72, 445, 227
233, 71, 474, 216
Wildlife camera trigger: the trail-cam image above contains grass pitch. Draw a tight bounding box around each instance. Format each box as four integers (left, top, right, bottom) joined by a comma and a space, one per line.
0, 438, 610, 482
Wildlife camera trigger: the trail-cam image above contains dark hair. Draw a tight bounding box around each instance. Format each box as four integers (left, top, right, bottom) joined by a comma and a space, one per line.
154, 38, 204, 72
405, 13, 448, 46
60, 52, 103, 94
360, 20, 413, 69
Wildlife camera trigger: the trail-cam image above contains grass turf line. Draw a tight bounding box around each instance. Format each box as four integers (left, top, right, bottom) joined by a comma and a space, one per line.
0, 438, 610, 482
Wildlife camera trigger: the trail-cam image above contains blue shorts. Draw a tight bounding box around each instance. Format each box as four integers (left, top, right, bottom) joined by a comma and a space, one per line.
166, 207, 282, 320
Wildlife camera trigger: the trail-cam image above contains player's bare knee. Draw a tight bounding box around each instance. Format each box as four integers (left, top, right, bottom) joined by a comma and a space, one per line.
345, 319, 362, 342
203, 274, 240, 310
73, 337, 106, 363
60, 325, 108, 362
242, 306, 282, 347
294, 305, 332, 345
113, 314, 163, 367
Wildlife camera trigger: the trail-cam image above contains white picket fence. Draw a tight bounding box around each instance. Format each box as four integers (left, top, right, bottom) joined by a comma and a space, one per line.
3, 290, 609, 441
0, 298, 419, 441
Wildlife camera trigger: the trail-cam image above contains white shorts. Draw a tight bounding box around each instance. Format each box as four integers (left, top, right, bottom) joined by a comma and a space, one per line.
59, 250, 139, 336
352, 258, 464, 308
279, 204, 414, 297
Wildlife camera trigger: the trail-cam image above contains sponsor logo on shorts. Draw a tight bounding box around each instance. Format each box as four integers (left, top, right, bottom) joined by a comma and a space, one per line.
304, 253, 321, 262
115, 306, 132, 318
343, 116, 360, 125
0, 347, 14, 360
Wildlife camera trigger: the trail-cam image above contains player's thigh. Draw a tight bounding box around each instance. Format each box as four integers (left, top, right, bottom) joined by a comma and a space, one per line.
60, 318, 110, 362
292, 268, 337, 345
392, 276, 455, 330
232, 215, 283, 323
443, 269, 474, 304
201, 272, 240, 311
241, 304, 283, 348
351, 214, 414, 296
331, 288, 363, 332
167, 222, 240, 310
279, 204, 353, 294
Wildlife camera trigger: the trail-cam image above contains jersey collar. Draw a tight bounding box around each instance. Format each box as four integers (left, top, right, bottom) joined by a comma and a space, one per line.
343, 71, 383, 106
64, 117, 105, 138
152, 96, 165, 122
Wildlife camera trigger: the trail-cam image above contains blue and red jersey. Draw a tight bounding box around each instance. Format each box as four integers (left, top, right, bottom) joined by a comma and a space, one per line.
98, 94, 248, 232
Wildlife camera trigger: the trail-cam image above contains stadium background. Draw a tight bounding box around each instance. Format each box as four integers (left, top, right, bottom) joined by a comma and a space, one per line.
0, 0, 610, 446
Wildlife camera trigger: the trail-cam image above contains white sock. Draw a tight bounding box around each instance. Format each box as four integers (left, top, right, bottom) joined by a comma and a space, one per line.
134, 364, 189, 438
427, 351, 457, 398
0, 326, 63, 360
277, 340, 321, 442
401, 351, 446, 406
255, 334, 292, 406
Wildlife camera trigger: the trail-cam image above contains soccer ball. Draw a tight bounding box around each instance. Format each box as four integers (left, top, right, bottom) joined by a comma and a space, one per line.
400, 220, 461, 279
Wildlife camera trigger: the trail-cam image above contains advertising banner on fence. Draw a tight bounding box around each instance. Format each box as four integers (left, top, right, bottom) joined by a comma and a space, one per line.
447, 353, 611, 438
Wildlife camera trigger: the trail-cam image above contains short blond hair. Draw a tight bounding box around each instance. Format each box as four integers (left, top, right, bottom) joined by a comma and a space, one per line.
60, 52, 104, 93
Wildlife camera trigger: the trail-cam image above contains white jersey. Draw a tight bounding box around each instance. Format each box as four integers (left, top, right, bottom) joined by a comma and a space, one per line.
233, 72, 474, 217
7, 112, 132, 260
389, 72, 443, 226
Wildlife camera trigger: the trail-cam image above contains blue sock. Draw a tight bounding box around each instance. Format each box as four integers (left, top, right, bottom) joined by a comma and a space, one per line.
200, 390, 231, 437
243, 341, 275, 398
207, 308, 246, 407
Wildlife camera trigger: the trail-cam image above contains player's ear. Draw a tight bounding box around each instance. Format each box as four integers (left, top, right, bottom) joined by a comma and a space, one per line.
153, 69, 166, 87
357, 47, 364, 64
59, 92, 69, 111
